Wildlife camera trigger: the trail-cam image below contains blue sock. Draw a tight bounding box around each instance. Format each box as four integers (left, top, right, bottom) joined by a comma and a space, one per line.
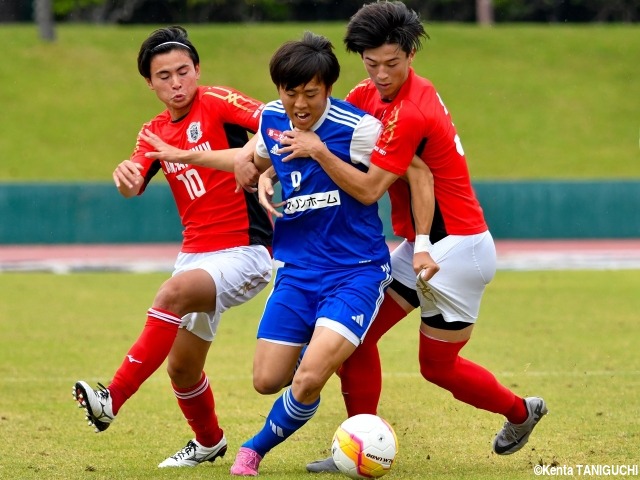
243, 387, 320, 457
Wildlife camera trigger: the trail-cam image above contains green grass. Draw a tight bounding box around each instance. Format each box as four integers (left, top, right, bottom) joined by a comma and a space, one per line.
0, 270, 638, 479
1, 23, 638, 181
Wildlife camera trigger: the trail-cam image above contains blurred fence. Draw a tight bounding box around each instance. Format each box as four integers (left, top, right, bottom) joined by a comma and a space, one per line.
0, 180, 638, 244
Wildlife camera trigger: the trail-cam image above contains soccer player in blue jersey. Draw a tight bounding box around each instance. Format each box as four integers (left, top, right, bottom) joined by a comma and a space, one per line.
224, 32, 431, 477
224, 31, 391, 476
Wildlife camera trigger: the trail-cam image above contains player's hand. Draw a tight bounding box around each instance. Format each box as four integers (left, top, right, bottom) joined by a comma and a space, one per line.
140, 129, 185, 163
258, 172, 285, 218
414, 252, 439, 281
234, 151, 259, 193
113, 160, 144, 194
278, 129, 325, 162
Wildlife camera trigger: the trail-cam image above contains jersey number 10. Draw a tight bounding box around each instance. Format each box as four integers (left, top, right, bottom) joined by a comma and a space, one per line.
177, 169, 206, 200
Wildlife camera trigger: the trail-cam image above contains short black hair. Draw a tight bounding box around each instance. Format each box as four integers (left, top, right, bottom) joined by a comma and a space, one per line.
344, 1, 428, 56
269, 31, 340, 91
137, 25, 199, 79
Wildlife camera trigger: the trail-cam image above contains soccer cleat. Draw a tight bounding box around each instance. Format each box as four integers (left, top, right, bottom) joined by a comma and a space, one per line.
73, 381, 114, 432
158, 436, 227, 468
230, 447, 263, 476
493, 396, 548, 455
306, 455, 339, 473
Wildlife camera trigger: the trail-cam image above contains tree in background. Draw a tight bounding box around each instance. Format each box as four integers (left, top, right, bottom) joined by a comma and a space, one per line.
477, 0, 495, 25
11, 0, 640, 26
34, 0, 55, 41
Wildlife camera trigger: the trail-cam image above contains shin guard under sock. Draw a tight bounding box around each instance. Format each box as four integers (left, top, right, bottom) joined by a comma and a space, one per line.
173, 372, 223, 447
419, 332, 519, 416
109, 308, 181, 413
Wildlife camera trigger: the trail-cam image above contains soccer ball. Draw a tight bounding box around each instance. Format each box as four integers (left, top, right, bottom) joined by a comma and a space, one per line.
331, 414, 398, 479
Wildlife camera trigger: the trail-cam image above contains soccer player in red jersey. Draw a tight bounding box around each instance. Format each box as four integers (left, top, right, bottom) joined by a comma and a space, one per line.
72, 26, 273, 468
263, 2, 548, 472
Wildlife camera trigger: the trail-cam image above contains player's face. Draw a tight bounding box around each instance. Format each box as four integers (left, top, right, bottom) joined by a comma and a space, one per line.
278, 77, 331, 131
361, 44, 414, 102
147, 49, 200, 121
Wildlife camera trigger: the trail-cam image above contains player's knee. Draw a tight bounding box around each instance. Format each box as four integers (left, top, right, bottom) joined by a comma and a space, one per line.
291, 370, 324, 401
252, 373, 285, 395
166, 361, 201, 387
419, 360, 446, 384
154, 279, 187, 312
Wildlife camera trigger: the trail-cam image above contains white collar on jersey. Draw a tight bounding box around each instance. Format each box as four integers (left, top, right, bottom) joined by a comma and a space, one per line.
289, 97, 332, 132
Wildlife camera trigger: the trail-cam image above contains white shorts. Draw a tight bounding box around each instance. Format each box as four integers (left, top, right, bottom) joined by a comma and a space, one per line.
173, 245, 273, 341
391, 231, 496, 324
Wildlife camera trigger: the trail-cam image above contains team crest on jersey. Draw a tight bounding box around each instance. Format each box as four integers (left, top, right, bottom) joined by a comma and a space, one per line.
266, 128, 284, 142
186, 122, 203, 144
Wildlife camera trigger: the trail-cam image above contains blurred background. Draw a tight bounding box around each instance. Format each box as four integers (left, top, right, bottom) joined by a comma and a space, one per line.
0, 0, 638, 249
7, 0, 640, 29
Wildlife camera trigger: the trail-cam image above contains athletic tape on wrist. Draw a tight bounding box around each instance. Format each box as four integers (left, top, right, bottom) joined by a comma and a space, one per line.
414, 234, 432, 254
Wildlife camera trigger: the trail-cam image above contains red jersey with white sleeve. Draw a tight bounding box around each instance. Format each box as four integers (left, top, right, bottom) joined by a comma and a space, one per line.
346, 68, 487, 243
131, 85, 272, 253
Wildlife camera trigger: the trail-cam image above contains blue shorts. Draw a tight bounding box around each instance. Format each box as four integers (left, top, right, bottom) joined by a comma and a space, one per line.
257, 263, 392, 346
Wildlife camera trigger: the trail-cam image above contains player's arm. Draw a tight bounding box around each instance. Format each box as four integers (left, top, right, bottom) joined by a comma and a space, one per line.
405, 157, 439, 280
234, 135, 261, 193
140, 129, 238, 172
278, 128, 396, 205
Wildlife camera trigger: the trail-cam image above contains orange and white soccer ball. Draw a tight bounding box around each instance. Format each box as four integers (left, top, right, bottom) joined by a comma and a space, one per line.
331, 414, 398, 479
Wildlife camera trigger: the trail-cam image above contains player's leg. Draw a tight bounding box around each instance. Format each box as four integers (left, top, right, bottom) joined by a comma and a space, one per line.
233, 329, 358, 476
339, 283, 416, 416
230, 339, 313, 476
233, 264, 390, 476
251, 264, 315, 395
417, 232, 547, 454
307, 258, 403, 474
74, 246, 272, 437
230, 265, 318, 474
338, 241, 418, 416
158, 328, 227, 467
159, 245, 273, 467
253, 339, 305, 394
73, 268, 212, 432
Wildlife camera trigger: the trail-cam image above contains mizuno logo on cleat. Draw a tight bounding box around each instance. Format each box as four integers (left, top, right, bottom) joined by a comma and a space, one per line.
532, 404, 544, 422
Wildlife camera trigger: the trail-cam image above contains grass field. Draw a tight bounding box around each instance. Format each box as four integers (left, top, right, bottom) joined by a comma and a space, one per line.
1, 23, 638, 181
0, 270, 638, 479
1, 19, 639, 480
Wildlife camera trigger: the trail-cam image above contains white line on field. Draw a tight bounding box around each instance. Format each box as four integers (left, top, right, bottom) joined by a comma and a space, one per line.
2, 370, 640, 384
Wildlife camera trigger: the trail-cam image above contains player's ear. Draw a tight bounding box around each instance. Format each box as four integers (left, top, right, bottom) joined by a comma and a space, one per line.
145, 78, 154, 90
194, 64, 201, 80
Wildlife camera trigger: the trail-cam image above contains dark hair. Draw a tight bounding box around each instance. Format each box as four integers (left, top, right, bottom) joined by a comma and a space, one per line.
344, 1, 428, 56
137, 25, 199, 79
269, 31, 340, 91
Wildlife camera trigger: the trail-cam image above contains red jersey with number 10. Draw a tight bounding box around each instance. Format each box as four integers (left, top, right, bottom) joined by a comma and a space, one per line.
346, 69, 487, 242
131, 86, 272, 253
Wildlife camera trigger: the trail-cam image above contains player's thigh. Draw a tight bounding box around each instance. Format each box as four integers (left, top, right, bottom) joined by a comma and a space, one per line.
252, 339, 303, 394
316, 264, 392, 345
421, 232, 496, 322
176, 246, 274, 342
173, 245, 273, 314
257, 266, 318, 344
155, 268, 216, 314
